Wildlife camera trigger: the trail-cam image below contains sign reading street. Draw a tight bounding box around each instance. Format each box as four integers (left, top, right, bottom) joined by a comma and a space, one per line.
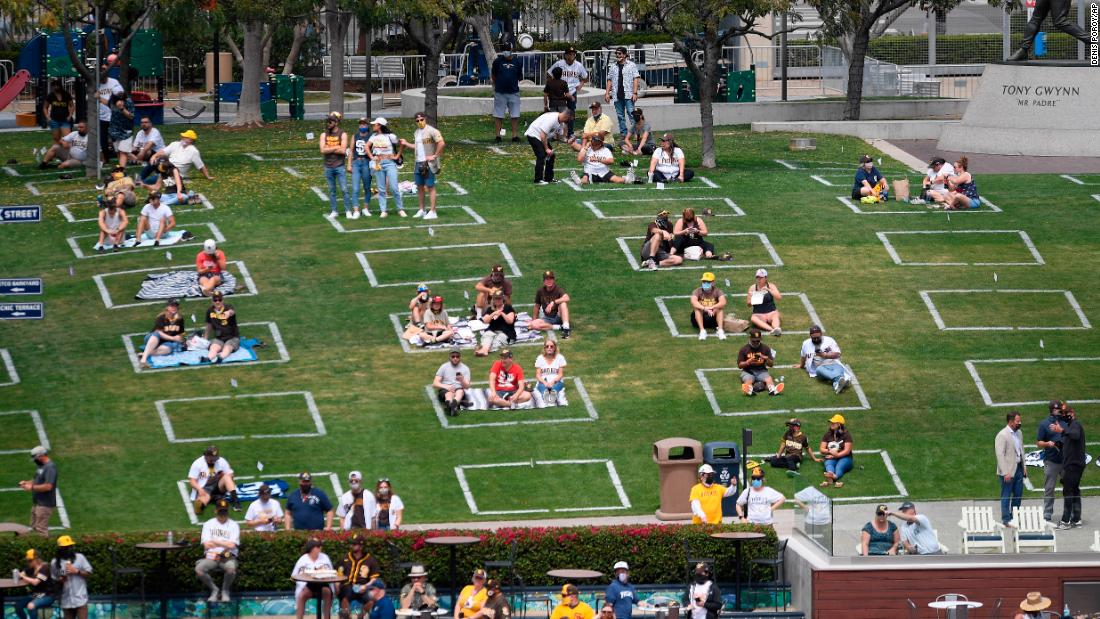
0, 205, 42, 223
0, 302, 44, 320
0, 278, 43, 295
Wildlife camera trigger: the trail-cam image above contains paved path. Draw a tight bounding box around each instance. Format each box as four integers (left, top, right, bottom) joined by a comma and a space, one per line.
891, 139, 1100, 174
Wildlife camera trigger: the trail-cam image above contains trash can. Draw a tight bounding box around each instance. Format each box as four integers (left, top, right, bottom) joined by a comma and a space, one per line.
703, 441, 741, 516
652, 437, 703, 520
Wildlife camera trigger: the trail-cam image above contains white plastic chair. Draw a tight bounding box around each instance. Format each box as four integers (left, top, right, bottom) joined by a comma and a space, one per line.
1012, 505, 1057, 552
1091, 530, 1100, 552
958, 506, 1006, 554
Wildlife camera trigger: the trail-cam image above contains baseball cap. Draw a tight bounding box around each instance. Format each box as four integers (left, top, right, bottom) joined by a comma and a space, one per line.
211, 290, 224, 301
659, 133, 672, 142
417, 283, 430, 293
755, 268, 768, 278
328, 111, 343, 121
30, 446, 48, 457
258, 484, 272, 496
349, 470, 363, 481
543, 270, 555, 280
589, 101, 602, 108
499, 348, 513, 359
875, 503, 888, 514
57, 535, 75, 547
473, 568, 487, 580
898, 501, 916, 512
930, 157, 946, 166
809, 325, 822, 334
431, 296, 443, 304
215, 498, 230, 513
358, 117, 369, 123
204, 445, 219, 457
700, 272, 715, 282
180, 129, 198, 140
656, 209, 670, 218
299, 472, 313, 481
785, 418, 801, 427
350, 533, 367, 545
371, 117, 388, 126
560, 584, 578, 597
860, 155, 873, 164
565, 46, 578, 54
366, 578, 386, 590
203, 239, 217, 254
25, 549, 37, 560
828, 414, 846, 424
491, 290, 504, 300
750, 467, 764, 478
166, 298, 180, 307
698, 464, 715, 475
613, 561, 629, 571
491, 264, 504, 274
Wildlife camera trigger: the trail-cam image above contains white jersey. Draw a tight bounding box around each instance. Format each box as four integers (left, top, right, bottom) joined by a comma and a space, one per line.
200, 517, 241, 557
652, 147, 685, 177
187, 456, 231, 499
96, 77, 123, 121
61, 131, 89, 161
244, 498, 284, 532
292, 552, 334, 595
132, 127, 165, 152
162, 141, 205, 178
547, 59, 589, 94
535, 354, 567, 382
799, 335, 841, 377
583, 146, 612, 178
335, 490, 379, 531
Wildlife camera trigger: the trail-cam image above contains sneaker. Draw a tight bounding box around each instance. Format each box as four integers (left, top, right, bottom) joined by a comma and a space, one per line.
698, 331, 707, 341
640, 258, 654, 271
344, 211, 354, 219
413, 209, 425, 218
423, 210, 438, 220
325, 211, 339, 220
834, 375, 850, 394
208, 590, 220, 603
535, 180, 549, 186
561, 327, 571, 339
771, 327, 782, 337
447, 400, 458, 417
397, 210, 407, 217
770, 382, 785, 396
625, 170, 635, 184
351, 210, 360, 219
716, 329, 727, 341
786, 469, 800, 478
509, 401, 517, 410
1071, 520, 1083, 528
570, 170, 582, 185
220, 590, 230, 603
511, 136, 520, 143
1056, 521, 1073, 530
547, 179, 561, 183
380, 211, 388, 218
495, 136, 502, 143
362, 209, 371, 217
742, 383, 754, 396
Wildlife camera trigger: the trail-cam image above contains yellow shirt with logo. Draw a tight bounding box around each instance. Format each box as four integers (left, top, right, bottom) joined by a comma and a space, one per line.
689, 482, 727, 524
583, 114, 615, 139
550, 602, 595, 619
458, 585, 489, 618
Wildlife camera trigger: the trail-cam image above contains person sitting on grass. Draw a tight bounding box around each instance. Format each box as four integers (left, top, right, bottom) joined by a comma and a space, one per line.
922, 157, 954, 203
104, 165, 137, 210
852, 155, 888, 203
819, 414, 854, 488
620, 107, 655, 158
737, 329, 783, 397
141, 159, 196, 207
38, 120, 89, 170
797, 325, 853, 394
569, 101, 615, 152
204, 291, 239, 364
860, 504, 900, 556
765, 418, 821, 476
639, 210, 682, 271
420, 296, 454, 346
293, 539, 335, 619
134, 192, 175, 246
473, 265, 512, 320
648, 134, 693, 183
488, 348, 531, 409
533, 340, 567, 405
409, 284, 432, 326
735, 467, 785, 526
187, 445, 240, 514
570, 135, 630, 185
476, 292, 516, 357
672, 208, 714, 260
150, 129, 214, 181
138, 298, 185, 369
197, 239, 228, 297
96, 200, 128, 252
528, 270, 572, 338
13, 549, 54, 619
690, 271, 727, 341
126, 116, 165, 166
747, 269, 782, 336
942, 156, 981, 210
434, 349, 472, 417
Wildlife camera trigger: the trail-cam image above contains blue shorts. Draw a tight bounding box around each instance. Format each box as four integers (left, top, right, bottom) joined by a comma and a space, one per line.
968, 197, 981, 209
493, 92, 521, 119
144, 332, 184, 353
414, 166, 436, 187
49, 119, 73, 130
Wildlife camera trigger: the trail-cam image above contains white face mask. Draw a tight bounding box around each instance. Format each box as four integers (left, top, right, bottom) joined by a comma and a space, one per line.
617, 573, 628, 583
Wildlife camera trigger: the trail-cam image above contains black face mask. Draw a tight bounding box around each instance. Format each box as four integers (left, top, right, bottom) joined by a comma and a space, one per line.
300, 484, 312, 494
811, 337, 822, 346
694, 575, 707, 584
58, 547, 75, 560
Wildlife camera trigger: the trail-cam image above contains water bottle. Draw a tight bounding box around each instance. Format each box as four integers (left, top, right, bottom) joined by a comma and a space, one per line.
167, 530, 174, 545
12, 568, 19, 581
1062, 603, 1071, 618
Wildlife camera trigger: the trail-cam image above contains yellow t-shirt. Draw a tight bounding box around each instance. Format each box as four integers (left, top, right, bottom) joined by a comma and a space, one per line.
550, 602, 595, 619
583, 114, 615, 139
689, 482, 726, 524
458, 585, 489, 618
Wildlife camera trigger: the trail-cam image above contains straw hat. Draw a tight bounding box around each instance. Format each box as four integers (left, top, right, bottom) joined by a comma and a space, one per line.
1019, 592, 1051, 612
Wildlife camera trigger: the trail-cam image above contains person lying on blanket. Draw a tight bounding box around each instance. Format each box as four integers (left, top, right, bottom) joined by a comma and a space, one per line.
134, 192, 175, 245
204, 291, 240, 364
488, 348, 531, 409
138, 298, 186, 369
420, 296, 454, 346
197, 239, 228, 297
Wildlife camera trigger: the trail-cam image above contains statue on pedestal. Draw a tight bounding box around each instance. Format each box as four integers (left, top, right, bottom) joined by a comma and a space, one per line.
1008, 0, 1092, 61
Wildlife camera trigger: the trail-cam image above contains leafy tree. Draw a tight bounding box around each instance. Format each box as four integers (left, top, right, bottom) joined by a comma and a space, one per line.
390, 0, 466, 125
218, 0, 285, 126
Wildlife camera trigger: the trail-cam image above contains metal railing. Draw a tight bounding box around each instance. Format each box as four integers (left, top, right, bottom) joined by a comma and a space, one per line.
0, 59, 14, 86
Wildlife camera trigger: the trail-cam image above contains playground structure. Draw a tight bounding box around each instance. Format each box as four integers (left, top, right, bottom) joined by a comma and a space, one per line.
215, 72, 306, 122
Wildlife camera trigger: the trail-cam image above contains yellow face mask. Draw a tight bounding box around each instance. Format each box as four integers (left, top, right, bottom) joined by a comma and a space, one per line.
416, 119, 427, 128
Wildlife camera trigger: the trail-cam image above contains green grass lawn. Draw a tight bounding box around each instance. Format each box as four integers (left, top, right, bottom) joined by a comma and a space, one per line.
1, 115, 1098, 535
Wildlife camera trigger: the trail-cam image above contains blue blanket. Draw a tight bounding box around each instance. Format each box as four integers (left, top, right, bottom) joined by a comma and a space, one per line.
149, 337, 261, 368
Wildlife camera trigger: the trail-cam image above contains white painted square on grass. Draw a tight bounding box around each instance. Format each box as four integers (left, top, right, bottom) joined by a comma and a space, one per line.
919, 289, 1091, 331
388, 305, 545, 354
175, 471, 343, 525
122, 321, 291, 373
964, 357, 1100, 408
244, 149, 316, 162
877, 230, 1044, 266
695, 366, 870, 417
0, 477, 71, 530
23, 176, 89, 196
157, 391, 326, 443
424, 377, 598, 429
56, 194, 214, 224
454, 459, 631, 515
0, 409, 50, 454
325, 205, 485, 233
0, 349, 19, 387
312, 181, 467, 202
836, 195, 1002, 215
66, 222, 226, 259
615, 232, 783, 272
93, 260, 259, 309
1061, 174, 1100, 186
744, 448, 907, 503
583, 197, 744, 220
357, 242, 521, 288
654, 293, 823, 339
563, 176, 718, 192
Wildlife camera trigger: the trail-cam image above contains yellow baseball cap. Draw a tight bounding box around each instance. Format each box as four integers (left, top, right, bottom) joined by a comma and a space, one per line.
180, 129, 198, 141
57, 535, 76, 547
828, 414, 846, 424
25, 549, 37, 560
700, 272, 716, 282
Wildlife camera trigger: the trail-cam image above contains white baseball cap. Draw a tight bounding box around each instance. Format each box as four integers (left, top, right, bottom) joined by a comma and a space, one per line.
613, 561, 629, 571
349, 470, 363, 481
698, 464, 715, 475
371, 117, 388, 126
203, 239, 217, 254
754, 268, 768, 278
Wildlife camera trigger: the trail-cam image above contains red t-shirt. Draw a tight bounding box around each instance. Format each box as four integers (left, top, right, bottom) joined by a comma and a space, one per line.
490, 360, 524, 392
197, 249, 226, 274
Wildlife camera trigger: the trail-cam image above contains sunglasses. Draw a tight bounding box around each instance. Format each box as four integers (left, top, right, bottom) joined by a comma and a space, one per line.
378, 478, 390, 483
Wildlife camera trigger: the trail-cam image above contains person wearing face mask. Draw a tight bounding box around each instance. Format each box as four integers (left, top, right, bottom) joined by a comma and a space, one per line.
604, 562, 637, 619
103, 164, 137, 210
50, 536, 92, 619
796, 325, 852, 395
399, 112, 445, 220
285, 472, 335, 531
604, 47, 640, 137
735, 468, 785, 526
13, 548, 54, 619
1014, 592, 1052, 619
39, 120, 89, 169
550, 584, 594, 619
639, 210, 682, 271
320, 112, 352, 220
995, 411, 1027, 527
568, 101, 614, 153
689, 464, 736, 524
491, 44, 523, 143
737, 329, 783, 397
19, 446, 57, 536
859, 504, 899, 556
336, 471, 379, 531
374, 479, 404, 530
470, 579, 510, 619
337, 533, 382, 619
686, 564, 721, 619
1050, 405, 1085, 530
689, 272, 727, 341
852, 154, 888, 203
349, 117, 374, 218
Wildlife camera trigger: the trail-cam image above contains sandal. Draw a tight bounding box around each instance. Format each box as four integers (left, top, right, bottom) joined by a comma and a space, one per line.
820, 480, 830, 487
834, 482, 844, 488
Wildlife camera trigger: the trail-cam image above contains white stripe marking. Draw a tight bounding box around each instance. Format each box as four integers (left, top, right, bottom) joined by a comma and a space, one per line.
0, 349, 19, 386
920, 289, 1091, 331
584, 197, 744, 220
616, 232, 783, 272
156, 391, 326, 443
654, 293, 821, 338
282, 166, 304, 178
124, 321, 290, 373
426, 377, 598, 429
176, 472, 341, 525
876, 230, 1045, 266
356, 242, 521, 288
695, 366, 871, 417
92, 260, 259, 310
454, 459, 631, 515
965, 357, 1100, 407
0, 409, 50, 454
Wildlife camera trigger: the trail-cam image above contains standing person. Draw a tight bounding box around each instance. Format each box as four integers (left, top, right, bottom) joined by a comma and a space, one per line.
747, 269, 782, 336
735, 467, 785, 526
285, 472, 334, 531
533, 340, 567, 405
13, 549, 54, 619
187, 445, 239, 514
434, 349, 472, 417
399, 565, 438, 611
1007, 0, 1092, 62
374, 479, 404, 531
320, 112, 352, 220
1036, 400, 1065, 523
1050, 406, 1085, 529
20, 446, 57, 536
689, 272, 726, 341
293, 539, 335, 619
689, 464, 736, 524
819, 415, 854, 488
349, 117, 374, 218
43, 80, 74, 145
107, 92, 135, 166
765, 418, 821, 476
796, 326, 852, 394
490, 43, 522, 143
197, 239, 228, 297
543, 67, 572, 115
51, 536, 92, 619
335, 471, 377, 531
367, 117, 406, 218
336, 533, 382, 619
401, 111, 445, 220
604, 47, 640, 136
647, 134, 693, 182
686, 564, 721, 619
487, 348, 531, 409
550, 584, 593, 619
195, 498, 240, 603
137, 298, 186, 369
244, 483, 284, 532
737, 329, 783, 397
204, 291, 240, 364
524, 110, 571, 185
604, 562, 637, 619
95, 65, 123, 161
134, 192, 176, 245
995, 411, 1027, 527
547, 47, 588, 137
454, 570, 488, 619
620, 108, 654, 158
528, 270, 572, 338
127, 117, 165, 166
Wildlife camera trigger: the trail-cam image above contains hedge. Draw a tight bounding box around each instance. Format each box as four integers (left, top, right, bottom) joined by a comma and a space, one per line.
865, 33, 1080, 65
0, 524, 777, 595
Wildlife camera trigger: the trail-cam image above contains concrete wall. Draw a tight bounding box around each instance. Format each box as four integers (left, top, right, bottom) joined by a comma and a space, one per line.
401, 86, 604, 117
752, 119, 958, 140
642, 99, 968, 131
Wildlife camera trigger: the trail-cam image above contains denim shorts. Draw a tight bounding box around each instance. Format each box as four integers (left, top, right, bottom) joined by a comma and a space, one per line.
144, 332, 184, 353
49, 119, 73, 130
413, 165, 436, 187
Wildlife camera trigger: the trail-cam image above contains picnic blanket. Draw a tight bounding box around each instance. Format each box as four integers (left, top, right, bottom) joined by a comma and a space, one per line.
1025, 449, 1094, 468
135, 270, 238, 300
147, 337, 261, 368
236, 479, 290, 502
407, 311, 544, 350
95, 229, 192, 251
459, 387, 570, 411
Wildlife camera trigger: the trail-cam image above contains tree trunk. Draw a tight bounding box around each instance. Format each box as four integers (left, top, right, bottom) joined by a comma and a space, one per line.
61, 6, 99, 178
407, 15, 463, 126
283, 20, 308, 75
467, 13, 496, 65
224, 33, 245, 65
697, 39, 720, 169
261, 24, 273, 71
326, 0, 348, 115
843, 26, 870, 121
232, 20, 265, 127
610, 1, 624, 33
